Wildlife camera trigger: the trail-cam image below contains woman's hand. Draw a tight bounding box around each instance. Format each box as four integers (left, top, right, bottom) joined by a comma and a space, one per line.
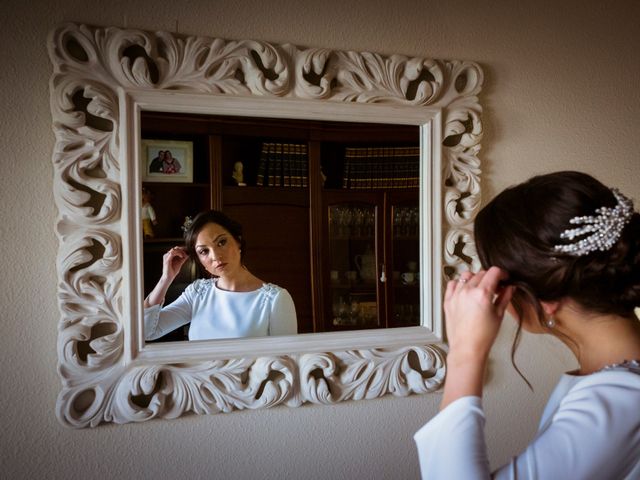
144, 246, 189, 309
440, 266, 514, 409
444, 266, 514, 360
162, 246, 189, 282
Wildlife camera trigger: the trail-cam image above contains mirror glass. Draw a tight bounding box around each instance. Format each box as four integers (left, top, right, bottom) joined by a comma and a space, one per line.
139, 110, 420, 342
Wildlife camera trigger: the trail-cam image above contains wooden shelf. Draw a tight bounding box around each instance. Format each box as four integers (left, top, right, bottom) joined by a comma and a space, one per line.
143, 237, 183, 244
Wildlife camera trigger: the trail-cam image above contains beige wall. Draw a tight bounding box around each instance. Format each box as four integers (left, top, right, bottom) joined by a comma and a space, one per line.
1, 1, 638, 478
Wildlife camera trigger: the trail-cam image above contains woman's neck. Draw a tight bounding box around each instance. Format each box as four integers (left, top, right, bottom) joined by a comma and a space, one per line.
215, 267, 262, 292
557, 306, 640, 375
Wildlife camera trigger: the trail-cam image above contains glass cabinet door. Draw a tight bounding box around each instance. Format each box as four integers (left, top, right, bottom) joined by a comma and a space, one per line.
388, 199, 420, 327
327, 201, 382, 329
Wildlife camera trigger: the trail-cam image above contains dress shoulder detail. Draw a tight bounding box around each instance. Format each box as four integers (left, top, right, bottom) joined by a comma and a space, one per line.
191, 278, 214, 296
260, 283, 282, 307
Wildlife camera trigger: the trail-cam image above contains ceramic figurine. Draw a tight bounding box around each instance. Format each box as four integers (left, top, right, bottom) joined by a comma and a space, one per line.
141, 187, 157, 238
232, 161, 247, 186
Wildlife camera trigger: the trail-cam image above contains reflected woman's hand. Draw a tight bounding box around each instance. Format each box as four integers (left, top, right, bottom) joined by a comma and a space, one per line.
144, 246, 188, 309
162, 246, 188, 282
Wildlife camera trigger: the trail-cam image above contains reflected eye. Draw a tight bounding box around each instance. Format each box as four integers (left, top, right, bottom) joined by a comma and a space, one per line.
197, 248, 208, 257
217, 238, 227, 247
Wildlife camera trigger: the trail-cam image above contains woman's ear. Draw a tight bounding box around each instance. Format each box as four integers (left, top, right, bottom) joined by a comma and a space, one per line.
541, 300, 561, 317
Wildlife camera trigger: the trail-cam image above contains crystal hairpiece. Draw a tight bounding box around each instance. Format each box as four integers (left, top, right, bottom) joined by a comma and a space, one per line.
553, 188, 634, 256
181, 216, 194, 233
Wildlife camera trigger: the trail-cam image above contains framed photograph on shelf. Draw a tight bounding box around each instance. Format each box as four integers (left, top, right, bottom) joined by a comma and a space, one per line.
141, 139, 194, 183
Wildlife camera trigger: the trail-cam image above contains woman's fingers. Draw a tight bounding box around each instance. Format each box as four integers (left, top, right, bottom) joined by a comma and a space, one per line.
445, 278, 457, 301
162, 246, 189, 279
479, 266, 508, 292
446, 267, 511, 315
447, 271, 474, 295
165, 247, 188, 265
442, 267, 513, 372
448, 267, 509, 294
459, 271, 474, 283
169, 246, 187, 256
494, 285, 514, 317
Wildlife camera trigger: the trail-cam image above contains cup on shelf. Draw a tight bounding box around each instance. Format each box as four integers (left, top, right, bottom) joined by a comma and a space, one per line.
401, 272, 415, 285
330, 270, 340, 283
345, 270, 358, 283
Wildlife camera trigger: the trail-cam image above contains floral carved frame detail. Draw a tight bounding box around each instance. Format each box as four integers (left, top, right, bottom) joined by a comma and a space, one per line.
49, 23, 483, 427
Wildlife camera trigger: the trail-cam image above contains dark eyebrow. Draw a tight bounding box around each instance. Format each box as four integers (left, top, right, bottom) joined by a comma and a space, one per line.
196, 233, 227, 249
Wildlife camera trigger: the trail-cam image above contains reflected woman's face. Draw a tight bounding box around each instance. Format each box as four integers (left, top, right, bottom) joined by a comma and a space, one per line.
194, 222, 242, 278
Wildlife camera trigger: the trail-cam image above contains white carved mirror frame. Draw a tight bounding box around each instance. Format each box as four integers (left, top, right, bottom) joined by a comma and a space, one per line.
49, 23, 483, 427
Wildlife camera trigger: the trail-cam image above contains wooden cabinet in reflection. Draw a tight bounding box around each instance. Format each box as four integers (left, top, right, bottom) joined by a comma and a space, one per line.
141, 111, 419, 335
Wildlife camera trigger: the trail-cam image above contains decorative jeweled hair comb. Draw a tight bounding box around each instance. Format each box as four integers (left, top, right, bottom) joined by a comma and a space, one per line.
181, 216, 194, 233
553, 188, 634, 256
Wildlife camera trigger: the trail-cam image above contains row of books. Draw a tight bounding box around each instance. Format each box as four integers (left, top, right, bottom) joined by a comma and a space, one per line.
256, 142, 308, 187
342, 146, 420, 189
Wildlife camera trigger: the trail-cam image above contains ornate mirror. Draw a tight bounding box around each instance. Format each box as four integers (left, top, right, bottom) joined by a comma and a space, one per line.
49, 23, 483, 427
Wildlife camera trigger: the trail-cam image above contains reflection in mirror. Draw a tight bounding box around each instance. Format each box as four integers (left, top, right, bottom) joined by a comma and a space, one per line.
140, 111, 420, 342
143, 209, 299, 342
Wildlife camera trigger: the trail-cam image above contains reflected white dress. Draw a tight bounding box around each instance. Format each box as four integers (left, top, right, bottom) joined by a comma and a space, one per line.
144, 278, 298, 341
414, 363, 640, 479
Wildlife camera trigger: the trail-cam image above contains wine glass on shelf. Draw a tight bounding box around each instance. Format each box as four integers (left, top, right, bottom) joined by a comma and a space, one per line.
332, 296, 348, 326
409, 206, 418, 236
393, 207, 403, 237
364, 208, 375, 236
342, 207, 353, 237
349, 299, 360, 326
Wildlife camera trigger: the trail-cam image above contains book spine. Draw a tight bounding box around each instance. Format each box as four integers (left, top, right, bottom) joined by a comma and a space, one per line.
290, 144, 299, 187
350, 148, 360, 189
381, 147, 390, 189
301, 144, 308, 188
282, 143, 291, 187
390, 147, 400, 189
371, 147, 379, 189
256, 143, 268, 186
274, 143, 283, 187
366, 147, 374, 190
341, 145, 419, 190
267, 143, 275, 186
410, 146, 419, 188
343, 148, 353, 189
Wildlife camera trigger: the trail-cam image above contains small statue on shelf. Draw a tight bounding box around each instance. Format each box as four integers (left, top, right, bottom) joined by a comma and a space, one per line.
232, 161, 247, 186
141, 187, 158, 239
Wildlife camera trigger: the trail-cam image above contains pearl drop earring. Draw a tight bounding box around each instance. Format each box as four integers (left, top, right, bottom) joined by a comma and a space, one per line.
546, 317, 556, 328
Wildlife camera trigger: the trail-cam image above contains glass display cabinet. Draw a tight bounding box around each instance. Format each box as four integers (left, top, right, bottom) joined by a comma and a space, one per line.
322, 192, 419, 331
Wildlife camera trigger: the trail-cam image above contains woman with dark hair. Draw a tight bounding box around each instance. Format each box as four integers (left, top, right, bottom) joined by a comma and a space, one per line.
160, 150, 181, 174
415, 171, 640, 478
144, 210, 297, 340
